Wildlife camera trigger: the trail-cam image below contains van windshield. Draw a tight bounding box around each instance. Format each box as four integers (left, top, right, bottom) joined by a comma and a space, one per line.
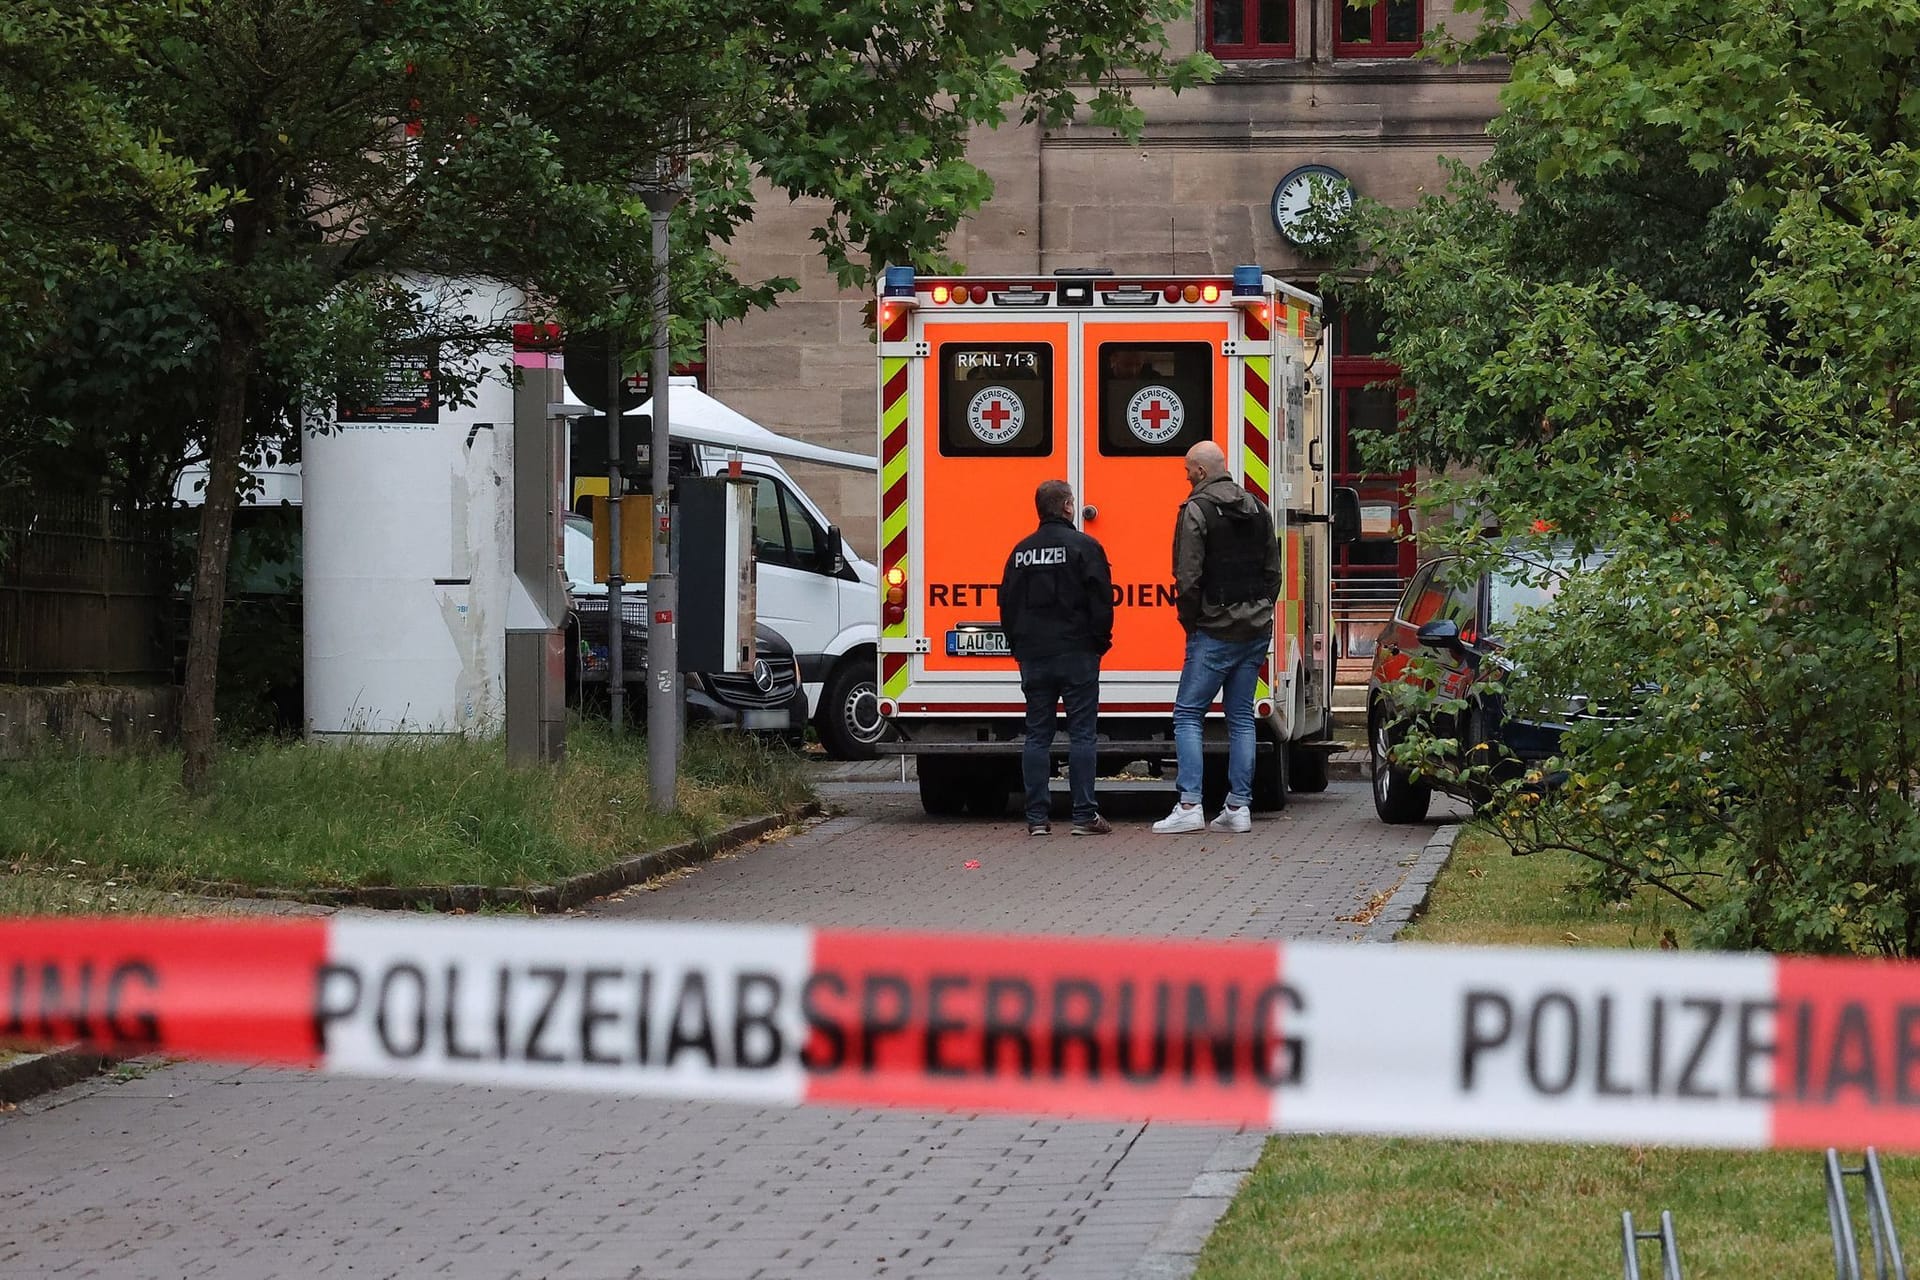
564, 517, 594, 585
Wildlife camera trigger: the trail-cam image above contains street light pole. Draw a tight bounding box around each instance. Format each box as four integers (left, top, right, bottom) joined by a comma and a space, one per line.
640, 144, 687, 810
605, 345, 626, 732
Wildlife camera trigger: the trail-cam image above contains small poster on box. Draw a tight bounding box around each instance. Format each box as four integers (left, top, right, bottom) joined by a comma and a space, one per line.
338, 350, 439, 425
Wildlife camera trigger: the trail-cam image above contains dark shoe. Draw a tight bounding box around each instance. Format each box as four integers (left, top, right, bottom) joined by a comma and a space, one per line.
1028, 822, 1051, 836
1070, 815, 1112, 836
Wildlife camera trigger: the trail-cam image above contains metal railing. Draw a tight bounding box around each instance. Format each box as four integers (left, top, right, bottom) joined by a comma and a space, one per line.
1332, 574, 1404, 671
1621, 1209, 1685, 1280
1828, 1148, 1907, 1280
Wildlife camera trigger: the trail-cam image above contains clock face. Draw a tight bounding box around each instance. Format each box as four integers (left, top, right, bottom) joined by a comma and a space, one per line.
1271, 164, 1354, 249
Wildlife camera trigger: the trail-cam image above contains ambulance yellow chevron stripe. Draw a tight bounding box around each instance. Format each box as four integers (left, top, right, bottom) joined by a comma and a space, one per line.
1241, 355, 1272, 506
1241, 343, 1275, 699
880, 356, 911, 700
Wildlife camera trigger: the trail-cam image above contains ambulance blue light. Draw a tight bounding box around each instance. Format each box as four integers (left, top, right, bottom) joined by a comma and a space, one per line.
1231, 264, 1265, 306
882, 266, 917, 300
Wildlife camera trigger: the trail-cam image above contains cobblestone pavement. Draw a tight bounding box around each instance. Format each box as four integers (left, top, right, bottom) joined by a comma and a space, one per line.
0, 777, 1464, 1280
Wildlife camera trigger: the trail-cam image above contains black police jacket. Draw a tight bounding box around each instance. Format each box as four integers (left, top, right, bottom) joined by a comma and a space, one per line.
998, 515, 1114, 661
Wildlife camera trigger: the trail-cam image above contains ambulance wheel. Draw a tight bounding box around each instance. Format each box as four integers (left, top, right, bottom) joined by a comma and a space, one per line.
962, 768, 1014, 818
1289, 744, 1330, 794
917, 757, 968, 817
1252, 748, 1287, 813
1201, 756, 1228, 814
818, 656, 887, 761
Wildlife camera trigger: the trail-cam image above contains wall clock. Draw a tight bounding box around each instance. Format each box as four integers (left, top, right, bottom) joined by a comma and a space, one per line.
1271, 164, 1355, 250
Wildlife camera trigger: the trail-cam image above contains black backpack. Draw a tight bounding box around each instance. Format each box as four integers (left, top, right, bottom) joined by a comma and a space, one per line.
1193, 495, 1277, 606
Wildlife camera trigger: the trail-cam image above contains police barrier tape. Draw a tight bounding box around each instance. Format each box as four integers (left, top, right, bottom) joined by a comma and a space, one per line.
4, 915, 1918, 1150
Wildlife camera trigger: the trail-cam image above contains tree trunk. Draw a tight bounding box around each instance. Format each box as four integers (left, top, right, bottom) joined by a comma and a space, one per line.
179, 326, 254, 795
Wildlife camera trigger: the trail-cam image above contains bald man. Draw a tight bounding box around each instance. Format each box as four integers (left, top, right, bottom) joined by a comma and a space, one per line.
1153, 439, 1282, 834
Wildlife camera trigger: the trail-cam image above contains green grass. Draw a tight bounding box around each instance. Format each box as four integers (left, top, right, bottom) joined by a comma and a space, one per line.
0, 868, 200, 917
1199, 1135, 1918, 1279
0, 725, 810, 896
1195, 829, 1903, 1279
1402, 825, 1697, 951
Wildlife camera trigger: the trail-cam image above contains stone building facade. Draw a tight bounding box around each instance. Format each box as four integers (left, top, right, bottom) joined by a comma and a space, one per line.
702, 0, 1503, 658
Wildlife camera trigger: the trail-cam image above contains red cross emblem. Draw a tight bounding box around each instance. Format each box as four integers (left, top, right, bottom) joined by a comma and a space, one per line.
966, 386, 1025, 443
1126, 385, 1184, 443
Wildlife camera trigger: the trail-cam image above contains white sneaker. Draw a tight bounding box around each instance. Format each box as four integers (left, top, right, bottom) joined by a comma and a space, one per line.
1153, 803, 1206, 834
1208, 804, 1252, 834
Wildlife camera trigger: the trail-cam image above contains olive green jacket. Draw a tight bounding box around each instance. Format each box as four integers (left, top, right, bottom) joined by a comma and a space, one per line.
1172, 475, 1281, 643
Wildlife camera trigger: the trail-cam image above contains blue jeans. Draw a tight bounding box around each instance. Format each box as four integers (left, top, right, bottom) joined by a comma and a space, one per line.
1173, 632, 1267, 809
1018, 650, 1101, 824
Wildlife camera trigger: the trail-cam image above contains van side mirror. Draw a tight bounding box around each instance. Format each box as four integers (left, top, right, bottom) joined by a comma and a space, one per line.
1331, 487, 1362, 545
823, 524, 845, 574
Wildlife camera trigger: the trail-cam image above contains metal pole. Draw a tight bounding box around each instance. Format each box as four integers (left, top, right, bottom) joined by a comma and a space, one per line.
1657, 1211, 1684, 1280
606, 345, 626, 732
642, 163, 684, 811
1866, 1151, 1896, 1280
1831, 1148, 1863, 1280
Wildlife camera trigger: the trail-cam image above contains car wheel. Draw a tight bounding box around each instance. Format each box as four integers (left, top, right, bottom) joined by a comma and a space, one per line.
818, 656, 888, 760
1371, 706, 1432, 824
917, 756, 969, 817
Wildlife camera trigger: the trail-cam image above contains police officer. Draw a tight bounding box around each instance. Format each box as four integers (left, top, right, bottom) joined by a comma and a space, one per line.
999, 479, 1114, 837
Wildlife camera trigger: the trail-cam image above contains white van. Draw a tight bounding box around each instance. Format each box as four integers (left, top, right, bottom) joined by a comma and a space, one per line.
568, 381, 885, 759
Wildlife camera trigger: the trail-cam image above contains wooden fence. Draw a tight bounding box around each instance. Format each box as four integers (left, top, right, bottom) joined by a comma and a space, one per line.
0, 491, 173, 684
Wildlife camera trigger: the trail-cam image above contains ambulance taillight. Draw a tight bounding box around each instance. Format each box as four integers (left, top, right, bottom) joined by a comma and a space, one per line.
884, 566, 908, 625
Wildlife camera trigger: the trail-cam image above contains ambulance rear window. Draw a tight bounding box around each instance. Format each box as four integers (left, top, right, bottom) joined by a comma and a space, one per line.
1097, 342, 1212, 456
938, 344, 1052, 457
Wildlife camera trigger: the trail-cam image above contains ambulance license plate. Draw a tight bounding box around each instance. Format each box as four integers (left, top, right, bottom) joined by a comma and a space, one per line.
946, 627, 1010, 657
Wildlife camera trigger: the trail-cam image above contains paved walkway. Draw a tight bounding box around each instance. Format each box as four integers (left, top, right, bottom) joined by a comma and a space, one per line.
0, 777, 1463, 1280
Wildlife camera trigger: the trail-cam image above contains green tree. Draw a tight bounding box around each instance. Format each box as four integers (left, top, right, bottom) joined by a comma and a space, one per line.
11, 0, 1207, 791
0, 1, 222, 498
1345, 0, 1920, 953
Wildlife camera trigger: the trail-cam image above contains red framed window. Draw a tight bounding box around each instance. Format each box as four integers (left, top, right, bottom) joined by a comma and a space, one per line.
1335, 0, 1422, 57
1207, 0, 1295, 59
1326, 298, 1417, 671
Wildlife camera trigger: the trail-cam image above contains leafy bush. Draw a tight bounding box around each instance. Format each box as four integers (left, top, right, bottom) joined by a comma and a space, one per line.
1345, 0, 1920, 954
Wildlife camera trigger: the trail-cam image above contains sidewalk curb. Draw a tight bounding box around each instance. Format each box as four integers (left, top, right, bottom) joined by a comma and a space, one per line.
181, 802, 821, 914
1325, 749, 1369, 783
0, 1047, 116, 1107
1360, 822, 1464, 943
1130, 820, 1464, 1280
1125, 1131, 1267, 1280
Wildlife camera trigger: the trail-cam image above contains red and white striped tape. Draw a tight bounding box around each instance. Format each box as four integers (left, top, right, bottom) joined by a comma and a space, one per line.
3, 916, 1913, 1150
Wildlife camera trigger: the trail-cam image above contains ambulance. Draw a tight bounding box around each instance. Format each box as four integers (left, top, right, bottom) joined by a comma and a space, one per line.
872, 265, 1360, 817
